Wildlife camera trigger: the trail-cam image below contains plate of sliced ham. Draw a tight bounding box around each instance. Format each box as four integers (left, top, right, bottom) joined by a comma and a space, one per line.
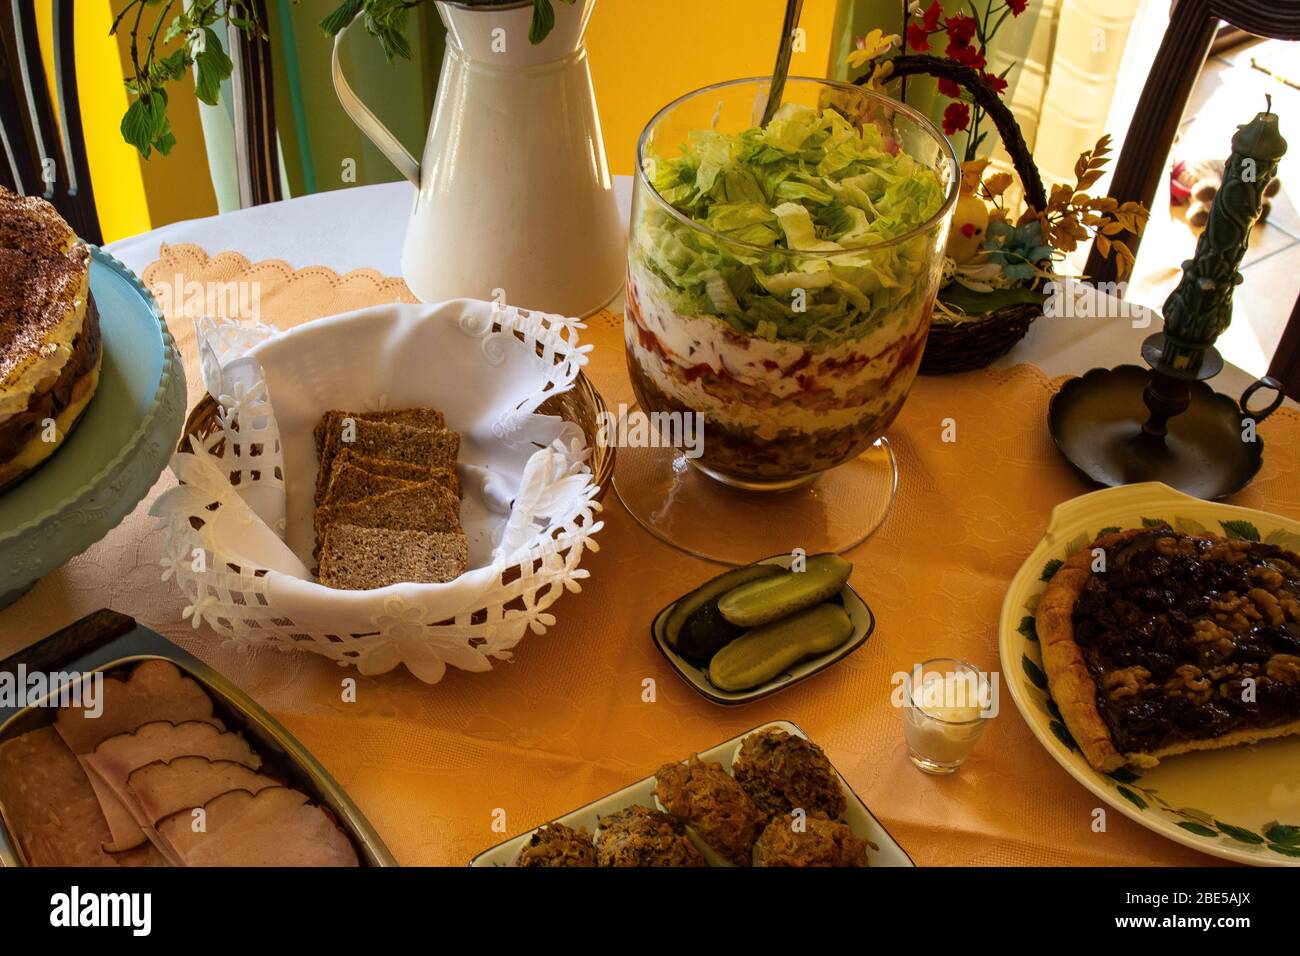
0, 610, 394, 867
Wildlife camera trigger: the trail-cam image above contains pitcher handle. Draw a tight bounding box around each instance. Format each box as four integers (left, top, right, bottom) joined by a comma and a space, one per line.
331, 15, 422, 186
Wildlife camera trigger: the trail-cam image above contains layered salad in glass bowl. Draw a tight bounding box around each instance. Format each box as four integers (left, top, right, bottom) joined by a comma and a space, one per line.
627, 78, 959, 489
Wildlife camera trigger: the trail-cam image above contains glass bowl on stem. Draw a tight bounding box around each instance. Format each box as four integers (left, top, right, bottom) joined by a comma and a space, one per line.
616, 76, 959, 563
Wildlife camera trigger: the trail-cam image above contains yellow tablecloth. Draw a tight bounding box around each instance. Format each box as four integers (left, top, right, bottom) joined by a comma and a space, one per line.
4, 244, 1299, 866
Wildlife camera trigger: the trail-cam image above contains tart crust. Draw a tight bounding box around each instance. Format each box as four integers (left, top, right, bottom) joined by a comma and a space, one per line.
1038, 530, 1133, 772
1039, 528, 1300, 771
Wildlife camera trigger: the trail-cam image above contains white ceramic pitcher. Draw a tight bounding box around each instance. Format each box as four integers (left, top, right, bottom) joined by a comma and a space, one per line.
332, 0, 624, 316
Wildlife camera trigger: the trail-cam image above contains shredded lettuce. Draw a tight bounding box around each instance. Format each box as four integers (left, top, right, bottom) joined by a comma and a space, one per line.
634, 103, 947, 344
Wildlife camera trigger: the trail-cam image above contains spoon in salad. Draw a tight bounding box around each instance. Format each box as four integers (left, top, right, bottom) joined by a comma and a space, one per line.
761, 0, 805, 126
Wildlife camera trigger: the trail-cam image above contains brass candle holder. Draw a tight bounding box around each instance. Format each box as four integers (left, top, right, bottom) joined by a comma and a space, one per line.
1049, 102, 1288, 500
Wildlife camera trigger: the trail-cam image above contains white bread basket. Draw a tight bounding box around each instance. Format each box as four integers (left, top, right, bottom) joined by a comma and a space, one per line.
151, 300, 605, 683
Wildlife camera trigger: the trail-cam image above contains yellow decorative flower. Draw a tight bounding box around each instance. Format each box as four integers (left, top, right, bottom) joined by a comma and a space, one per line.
862, 58, 895, 93
845, 29, 899, 69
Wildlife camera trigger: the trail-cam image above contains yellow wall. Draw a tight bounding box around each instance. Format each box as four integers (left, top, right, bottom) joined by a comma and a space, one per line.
587, 0, 836, 175
55, 0, 838, 241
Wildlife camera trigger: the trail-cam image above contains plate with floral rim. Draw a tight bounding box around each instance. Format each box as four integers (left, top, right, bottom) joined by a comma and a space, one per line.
999, 482, 1300, 866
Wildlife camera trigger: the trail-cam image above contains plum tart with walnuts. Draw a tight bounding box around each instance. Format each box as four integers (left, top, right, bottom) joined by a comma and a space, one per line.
1038, 528, 1300, 772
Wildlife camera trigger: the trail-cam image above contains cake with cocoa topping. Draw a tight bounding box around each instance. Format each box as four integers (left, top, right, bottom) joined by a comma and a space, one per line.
0, 187, 100, 491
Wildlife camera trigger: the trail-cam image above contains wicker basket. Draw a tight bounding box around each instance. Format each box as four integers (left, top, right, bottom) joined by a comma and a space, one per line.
178, 369, 616, 501
861, 54, 1052, 375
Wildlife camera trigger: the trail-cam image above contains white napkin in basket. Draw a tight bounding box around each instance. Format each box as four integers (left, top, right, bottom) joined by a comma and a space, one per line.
151, 299, 602, 681
250, 301, 576, 567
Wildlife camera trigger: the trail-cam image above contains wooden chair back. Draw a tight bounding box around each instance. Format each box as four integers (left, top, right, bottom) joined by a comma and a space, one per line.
0, 0, 282, 246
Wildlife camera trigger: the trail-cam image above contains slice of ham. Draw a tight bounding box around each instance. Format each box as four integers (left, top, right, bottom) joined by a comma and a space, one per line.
55, 660, 221, 754
156, 787, 359, 867
127, 757, 278, 832
0, 727, 166, 867
81, 721, 262, 853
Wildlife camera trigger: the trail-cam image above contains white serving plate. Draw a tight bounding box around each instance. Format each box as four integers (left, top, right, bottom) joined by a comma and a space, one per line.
470, 719, 913, 867
999, 482, 1300, 866
651, 554, 875, 705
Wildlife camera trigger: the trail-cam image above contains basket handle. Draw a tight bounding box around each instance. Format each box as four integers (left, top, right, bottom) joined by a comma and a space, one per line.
861, 53, 1048, 214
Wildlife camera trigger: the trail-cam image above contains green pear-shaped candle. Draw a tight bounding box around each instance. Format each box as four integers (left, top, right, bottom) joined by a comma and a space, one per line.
1159, 100, 1287, 371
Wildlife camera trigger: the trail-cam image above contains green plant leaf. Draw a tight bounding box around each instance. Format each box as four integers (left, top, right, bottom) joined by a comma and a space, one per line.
321, 0, 365, 35
120, 90, 170, 158
1264, 822, 1300, 845
152, 48, 190, 83
1173, 516, 1208, 535
937, 283, 1043, 316
1140, 516, 1169, 529
1097, 526, 1122, 537
529, 0, 556, 44
1022, 654, 1047, 689
1017, 615, 1037, 642
1220, 520, 1260, 542
1106, 767, 1140, 783
1117, 786, 1147, 810
1048, 718, 1077, 751
1040, 559, 1062, 582
376, 21, 412, 60
120, 98, 155, 156
1268, 843, 1300, 858
1176, 821, 1218, 837
1214, 821, 1264, 844
194, 28, 234, 106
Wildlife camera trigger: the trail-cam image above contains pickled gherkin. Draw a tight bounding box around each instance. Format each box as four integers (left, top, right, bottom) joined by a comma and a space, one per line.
708, 604, 854, 691
717, 554, 852, 627
663, 563, 783, 654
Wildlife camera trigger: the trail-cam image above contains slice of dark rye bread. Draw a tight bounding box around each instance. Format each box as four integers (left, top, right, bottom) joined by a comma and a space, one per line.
318, 461, 460, 533
312, 408, 445, 457
321, 461, 413, 509
333, 448, 461, 496
315, 480, 462, 540
318, 524, 469, 589
315, 421, 461, 505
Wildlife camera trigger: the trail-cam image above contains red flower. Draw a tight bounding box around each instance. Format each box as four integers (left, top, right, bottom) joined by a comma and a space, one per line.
906, 23, 931, 52
982, 71, 1008, 95
943, 101, 971, 135
961, 223, 977, 238
944, 14, 978, 46
921, 0, 943, 30
947, 41, 986, 71
937, 78, 961, 98
1007, 0, 1028, 15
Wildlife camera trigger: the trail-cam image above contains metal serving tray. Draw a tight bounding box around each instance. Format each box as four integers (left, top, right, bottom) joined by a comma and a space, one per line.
0, 609, 396, 867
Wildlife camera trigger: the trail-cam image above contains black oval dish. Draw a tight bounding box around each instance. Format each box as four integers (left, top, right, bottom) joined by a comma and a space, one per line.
650, 554, 876, 705
1048, 364, 1283, 501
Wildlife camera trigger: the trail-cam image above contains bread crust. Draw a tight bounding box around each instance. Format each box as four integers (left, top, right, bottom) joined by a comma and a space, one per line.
1039, 528, 1300, 772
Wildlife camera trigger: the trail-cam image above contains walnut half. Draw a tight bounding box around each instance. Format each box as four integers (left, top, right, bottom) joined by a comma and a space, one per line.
1103, 666, 1151, 701
1163, 664, 1214, 705
1266, 654, 1300, 686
